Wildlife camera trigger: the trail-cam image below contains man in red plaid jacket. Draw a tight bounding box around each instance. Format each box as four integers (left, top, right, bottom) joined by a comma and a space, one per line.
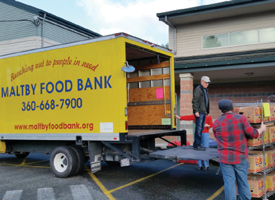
213, 99, 266, 200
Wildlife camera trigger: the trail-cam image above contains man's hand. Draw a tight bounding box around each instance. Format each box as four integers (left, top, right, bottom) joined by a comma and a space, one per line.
257, 122, 267, 136
195, 112, 199, 117
175, 115, 180, 120
205, 124, 210, 128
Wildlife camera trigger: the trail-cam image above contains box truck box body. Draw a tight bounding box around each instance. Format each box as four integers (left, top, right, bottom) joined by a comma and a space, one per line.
0, 33, 176, 137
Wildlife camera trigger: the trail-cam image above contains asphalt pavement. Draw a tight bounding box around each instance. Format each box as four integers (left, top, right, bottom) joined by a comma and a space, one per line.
0, 152, 228, 200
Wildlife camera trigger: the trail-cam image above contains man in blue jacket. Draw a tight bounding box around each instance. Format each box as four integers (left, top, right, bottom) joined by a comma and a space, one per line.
192, 76, 211, 151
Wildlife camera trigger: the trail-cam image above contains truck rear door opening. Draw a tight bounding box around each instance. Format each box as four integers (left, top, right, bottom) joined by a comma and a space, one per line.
125, 44, 174, 130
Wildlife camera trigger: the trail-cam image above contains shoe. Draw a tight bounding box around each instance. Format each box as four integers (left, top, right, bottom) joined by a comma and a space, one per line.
193, 145, 206, 151
197, 167, 202, 171
202, 166, 208, 171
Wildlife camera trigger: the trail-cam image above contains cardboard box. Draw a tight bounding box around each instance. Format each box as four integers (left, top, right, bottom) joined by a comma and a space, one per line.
233, 106, 242, 114
239, 106, 269, 123
270, 103, 275, 121
267, 125, 275, 143
267, 171, 275, 191
266, 175, 273, 191
248, 153, 264, 173
249, 150, 269, 170
267, 149, 275, 168
248, 174, 272, 194
247, 175, 264, 198
247, 132, 269, 146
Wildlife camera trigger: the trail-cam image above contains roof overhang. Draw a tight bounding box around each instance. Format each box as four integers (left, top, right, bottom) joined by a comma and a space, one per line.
157, 0, 275, 26
174, 48, 275, 84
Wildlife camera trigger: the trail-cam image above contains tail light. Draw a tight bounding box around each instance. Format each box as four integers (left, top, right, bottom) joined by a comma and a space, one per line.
125, 121, 128, 130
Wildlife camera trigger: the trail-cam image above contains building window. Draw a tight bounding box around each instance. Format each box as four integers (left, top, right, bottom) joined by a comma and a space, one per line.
259, 27, 275, 43
203, 33, 228, 48
203, 26, 275, 49
230, 30, 258, 46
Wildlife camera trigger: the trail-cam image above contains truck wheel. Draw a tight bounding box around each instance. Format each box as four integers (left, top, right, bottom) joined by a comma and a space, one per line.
70, 146, 85, 175
15, 152, 30, 158
50, 146, 77, 178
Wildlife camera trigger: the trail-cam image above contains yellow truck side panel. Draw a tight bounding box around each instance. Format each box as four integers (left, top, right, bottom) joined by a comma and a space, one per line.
0, 38, 128, 134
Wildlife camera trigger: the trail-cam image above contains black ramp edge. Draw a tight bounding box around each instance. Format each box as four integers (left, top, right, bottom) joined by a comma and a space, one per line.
149, 146, 218, 161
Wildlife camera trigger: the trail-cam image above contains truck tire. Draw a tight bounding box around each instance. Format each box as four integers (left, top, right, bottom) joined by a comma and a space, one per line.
15, 152, 30, 158
70, 146, 85, 175
50, 146, 78, 178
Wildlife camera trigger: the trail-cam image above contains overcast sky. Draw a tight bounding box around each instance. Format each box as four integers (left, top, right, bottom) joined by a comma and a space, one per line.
17, 0, 228, 45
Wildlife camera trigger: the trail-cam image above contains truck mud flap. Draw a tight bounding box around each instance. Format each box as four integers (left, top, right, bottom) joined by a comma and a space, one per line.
88, 142, 102, 173
149, 146, 218, 162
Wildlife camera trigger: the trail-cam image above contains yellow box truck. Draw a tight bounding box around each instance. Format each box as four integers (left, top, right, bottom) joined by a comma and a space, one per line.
0, 33, 186, 177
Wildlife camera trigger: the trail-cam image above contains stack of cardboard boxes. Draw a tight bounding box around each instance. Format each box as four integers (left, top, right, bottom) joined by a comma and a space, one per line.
234, 103, 275, 198
247, 173, 275, 198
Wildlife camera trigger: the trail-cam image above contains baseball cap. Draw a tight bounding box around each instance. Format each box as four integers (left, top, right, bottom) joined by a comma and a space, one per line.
218, 99, 233, 111
201, 76, 211, 83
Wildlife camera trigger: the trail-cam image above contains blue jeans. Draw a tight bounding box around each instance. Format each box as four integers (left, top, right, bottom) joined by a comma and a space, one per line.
193, 113, 206, 147
220, 159, 251, 200
197, 133, 209, 167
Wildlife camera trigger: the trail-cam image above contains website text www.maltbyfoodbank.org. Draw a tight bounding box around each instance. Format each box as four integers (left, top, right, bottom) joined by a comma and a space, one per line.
14, 122, 93, 131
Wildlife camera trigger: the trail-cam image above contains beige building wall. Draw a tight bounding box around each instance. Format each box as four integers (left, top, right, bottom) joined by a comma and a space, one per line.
169, 11, 275, 57
0, 36, 60, 56
168, 27, 174, 52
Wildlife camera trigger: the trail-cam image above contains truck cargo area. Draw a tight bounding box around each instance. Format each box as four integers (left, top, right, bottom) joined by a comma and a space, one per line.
125, 43, 174, 130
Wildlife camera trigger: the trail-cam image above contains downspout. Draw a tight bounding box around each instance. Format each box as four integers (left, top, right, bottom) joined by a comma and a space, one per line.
164, 15, 177, 128
165, 15, 177, 54
41, 13, 46, 48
